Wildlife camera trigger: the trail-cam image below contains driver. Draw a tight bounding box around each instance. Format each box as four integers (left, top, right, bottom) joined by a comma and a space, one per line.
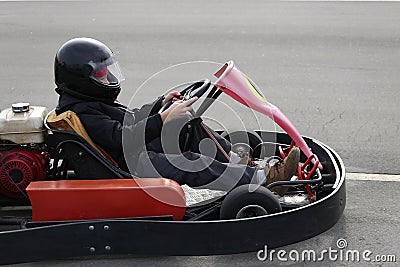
53, 37, 300, 195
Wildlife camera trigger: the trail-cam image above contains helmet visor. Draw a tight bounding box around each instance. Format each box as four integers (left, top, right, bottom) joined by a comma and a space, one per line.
89, 55, 125, 85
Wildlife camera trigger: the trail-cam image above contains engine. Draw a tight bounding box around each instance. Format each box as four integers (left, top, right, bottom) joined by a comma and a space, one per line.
0, 103, 49, 198
0, 146, 49, 198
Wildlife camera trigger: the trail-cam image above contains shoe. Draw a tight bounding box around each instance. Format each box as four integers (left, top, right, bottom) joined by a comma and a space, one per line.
264, 147, 300, 196
232, 143, 256, 166
237, 155, 259, 167
237, 155, 250, 165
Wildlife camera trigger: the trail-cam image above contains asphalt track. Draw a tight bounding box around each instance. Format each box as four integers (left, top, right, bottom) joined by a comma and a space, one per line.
0, 0, 399, 266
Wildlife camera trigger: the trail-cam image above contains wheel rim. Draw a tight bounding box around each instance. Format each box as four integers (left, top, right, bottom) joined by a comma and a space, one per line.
236, 205, 268, 219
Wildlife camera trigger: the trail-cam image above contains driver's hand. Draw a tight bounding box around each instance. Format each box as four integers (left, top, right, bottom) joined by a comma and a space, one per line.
160, 97, 198, 123
162, 91, 182, 106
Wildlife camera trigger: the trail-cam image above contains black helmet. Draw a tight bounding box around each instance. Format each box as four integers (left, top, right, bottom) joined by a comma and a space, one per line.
54, 37, 124, 103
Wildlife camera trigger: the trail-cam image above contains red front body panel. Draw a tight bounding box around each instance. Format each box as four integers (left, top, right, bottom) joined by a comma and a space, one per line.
27, 178, 186, 221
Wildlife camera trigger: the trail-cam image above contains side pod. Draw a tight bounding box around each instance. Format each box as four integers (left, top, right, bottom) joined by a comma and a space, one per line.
27, 178, 186, 222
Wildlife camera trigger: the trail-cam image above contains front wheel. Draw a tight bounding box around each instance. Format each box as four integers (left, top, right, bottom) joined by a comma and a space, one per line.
220, 184, 282, 219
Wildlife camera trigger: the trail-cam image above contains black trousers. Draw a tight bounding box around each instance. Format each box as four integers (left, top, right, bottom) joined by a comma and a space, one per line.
135, 117, 258, 191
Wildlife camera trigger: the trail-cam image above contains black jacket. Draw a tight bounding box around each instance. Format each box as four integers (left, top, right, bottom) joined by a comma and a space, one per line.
55, 93, 164, 171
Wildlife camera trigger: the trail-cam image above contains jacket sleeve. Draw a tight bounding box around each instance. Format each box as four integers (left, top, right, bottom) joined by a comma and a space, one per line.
77, 107, 163, 159
131, 96, 164, 123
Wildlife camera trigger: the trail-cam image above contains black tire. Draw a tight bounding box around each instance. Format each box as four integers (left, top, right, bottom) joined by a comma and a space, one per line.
221, 130, 262, 151
220, 184, 282, 219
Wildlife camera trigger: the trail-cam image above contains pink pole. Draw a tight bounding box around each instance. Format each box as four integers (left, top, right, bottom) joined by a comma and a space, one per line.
214, 61, 322, 169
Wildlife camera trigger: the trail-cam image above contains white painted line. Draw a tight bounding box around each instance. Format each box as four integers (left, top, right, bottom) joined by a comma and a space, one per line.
0, 0, 87, 2
347, 173, 400, 182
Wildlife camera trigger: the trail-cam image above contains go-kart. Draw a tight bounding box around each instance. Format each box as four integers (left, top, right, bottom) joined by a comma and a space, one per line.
0, 61, 345, 264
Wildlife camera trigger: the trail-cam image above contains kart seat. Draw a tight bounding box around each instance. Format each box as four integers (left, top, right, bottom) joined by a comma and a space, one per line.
44, 110, 132, 179
38, 111, 187, 221
46, 110, 115, 163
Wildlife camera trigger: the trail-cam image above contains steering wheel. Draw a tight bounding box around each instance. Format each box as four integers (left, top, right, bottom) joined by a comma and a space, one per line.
160, 79, 211, 113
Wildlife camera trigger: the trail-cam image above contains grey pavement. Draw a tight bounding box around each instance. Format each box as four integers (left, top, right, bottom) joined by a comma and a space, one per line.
0, 0, 399, 266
